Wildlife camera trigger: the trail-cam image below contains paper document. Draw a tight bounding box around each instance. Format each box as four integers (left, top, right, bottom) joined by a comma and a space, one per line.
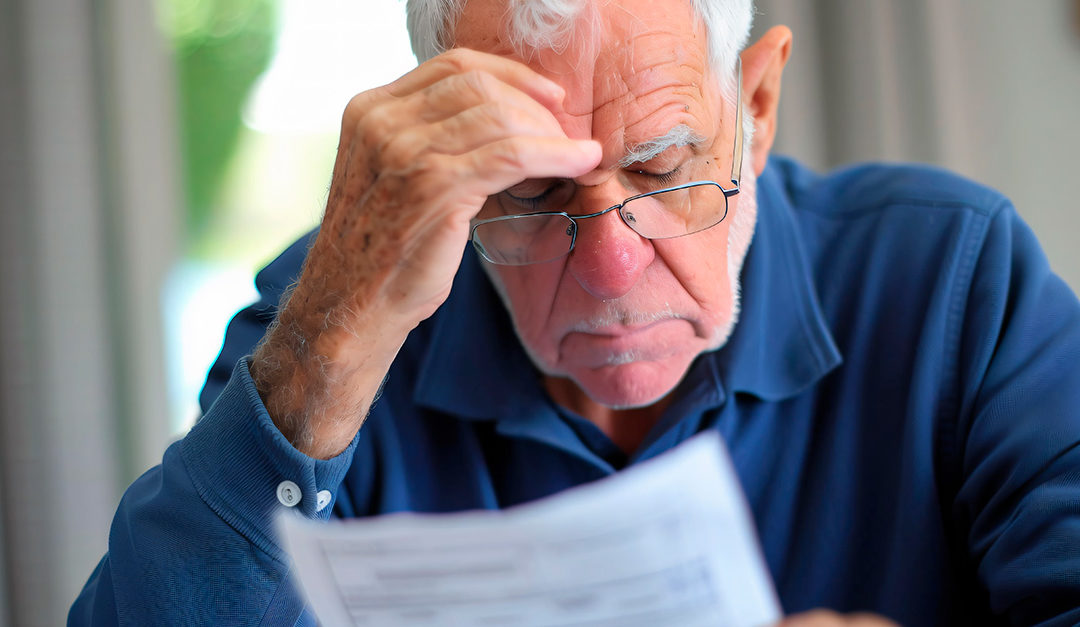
278, 432, 780, 626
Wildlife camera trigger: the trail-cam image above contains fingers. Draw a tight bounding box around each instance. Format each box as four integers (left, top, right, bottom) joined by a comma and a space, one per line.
330, 113, 598, 222
317, 46, 597, 315
272, 48, 593, 448
350, 48, 569, 138
331, 48, 573, 195
345, 136, 599, 225
411, 69, 564, 127
359, 71, 567, 158
340, 48, 565, 144
458, 136, 601, 201
386, 48, 566, 111
389, 98, 565, 162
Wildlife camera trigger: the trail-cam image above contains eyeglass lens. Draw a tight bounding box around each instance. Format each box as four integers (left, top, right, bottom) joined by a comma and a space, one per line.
471, 182, 728, 266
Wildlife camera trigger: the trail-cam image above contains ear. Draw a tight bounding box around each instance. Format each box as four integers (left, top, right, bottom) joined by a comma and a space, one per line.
741, 25, 792, 175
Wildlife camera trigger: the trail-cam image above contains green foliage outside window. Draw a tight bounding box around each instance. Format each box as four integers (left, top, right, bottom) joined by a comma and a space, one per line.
158, 0, 280, 253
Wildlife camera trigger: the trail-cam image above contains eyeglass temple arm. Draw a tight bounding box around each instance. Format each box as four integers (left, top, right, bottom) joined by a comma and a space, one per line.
730, 57, 744, 189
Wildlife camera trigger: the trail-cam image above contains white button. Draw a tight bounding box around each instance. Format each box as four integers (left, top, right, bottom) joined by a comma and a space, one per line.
316, 490, 332, 512
276, 480, 302, 507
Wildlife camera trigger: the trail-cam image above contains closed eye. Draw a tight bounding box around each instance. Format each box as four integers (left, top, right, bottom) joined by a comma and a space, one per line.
500, 179, 574, 213
505, 187, 555, 211
634, 166, 682, 187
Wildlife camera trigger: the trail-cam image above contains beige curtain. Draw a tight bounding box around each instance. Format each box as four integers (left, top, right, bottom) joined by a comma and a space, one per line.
0, 0, 177, 624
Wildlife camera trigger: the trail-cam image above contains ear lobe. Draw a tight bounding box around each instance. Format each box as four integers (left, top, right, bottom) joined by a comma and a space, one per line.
740, 25, 793, 175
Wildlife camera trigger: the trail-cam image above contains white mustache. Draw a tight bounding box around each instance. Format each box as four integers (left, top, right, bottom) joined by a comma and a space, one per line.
569, 303, 681, 333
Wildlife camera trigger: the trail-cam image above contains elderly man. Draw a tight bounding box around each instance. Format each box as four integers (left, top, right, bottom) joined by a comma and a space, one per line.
72, 0, 1080, 624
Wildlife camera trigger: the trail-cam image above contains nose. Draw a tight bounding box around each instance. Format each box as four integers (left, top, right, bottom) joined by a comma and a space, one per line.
566, 188, 655, 300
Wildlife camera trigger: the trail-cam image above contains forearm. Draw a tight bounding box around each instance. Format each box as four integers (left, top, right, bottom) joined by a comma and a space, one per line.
250, 272, 412, 459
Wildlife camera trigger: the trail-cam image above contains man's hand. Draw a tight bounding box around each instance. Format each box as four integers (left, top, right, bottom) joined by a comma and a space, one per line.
777, 610, 900, 626
250, 49, 602, 459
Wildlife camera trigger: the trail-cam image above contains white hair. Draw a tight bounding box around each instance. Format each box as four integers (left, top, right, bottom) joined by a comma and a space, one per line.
406, 0, 755, 96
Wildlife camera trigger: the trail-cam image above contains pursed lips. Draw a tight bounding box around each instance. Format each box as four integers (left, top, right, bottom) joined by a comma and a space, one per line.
575, 318, 676, 336
559, 316, 692, 368
567, 308, 684, 335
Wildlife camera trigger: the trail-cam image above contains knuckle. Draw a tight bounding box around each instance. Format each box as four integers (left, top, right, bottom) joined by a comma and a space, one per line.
480, 100, 553, 137
459, 69, 497, 100
411, 153, 450, 179
381, 131, 422, 170
436, 47, 472, 72
492, 138, 527, 171
357, 104, 393, 146
341, 88, 385, 129
361, 103, 392, 131
470, 102, 503, 131
340, 95, 365, 137
480, 101, 518, 130
344, 91, 368, 116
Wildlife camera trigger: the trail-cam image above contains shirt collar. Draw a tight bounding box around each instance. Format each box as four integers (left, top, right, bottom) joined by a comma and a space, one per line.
413, 250, 546, 420
711, 159, 843, 400
413, 158, 842, 419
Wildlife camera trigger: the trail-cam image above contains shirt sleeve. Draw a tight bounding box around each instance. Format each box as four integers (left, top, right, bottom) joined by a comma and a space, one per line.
68, 230, 360, 624
952, 205, 1080, 625
69, 359, 360, 625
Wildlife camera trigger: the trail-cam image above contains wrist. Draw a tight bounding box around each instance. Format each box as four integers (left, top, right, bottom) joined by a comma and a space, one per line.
250, 291, 410, 459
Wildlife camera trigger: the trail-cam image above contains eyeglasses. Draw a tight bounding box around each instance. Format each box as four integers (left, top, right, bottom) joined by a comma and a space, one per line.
470, 60, 744, 266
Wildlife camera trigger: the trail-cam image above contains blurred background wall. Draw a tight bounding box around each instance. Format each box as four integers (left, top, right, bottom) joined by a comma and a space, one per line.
0, 0, 1077, 624
754, 0, 1080, 292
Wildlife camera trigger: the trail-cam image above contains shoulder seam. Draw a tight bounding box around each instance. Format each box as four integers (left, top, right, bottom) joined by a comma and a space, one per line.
934, 199, 1007, 531
795, 194, 1010, 222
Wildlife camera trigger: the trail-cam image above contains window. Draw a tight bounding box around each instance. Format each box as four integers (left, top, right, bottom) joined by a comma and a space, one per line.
159, 0, 418, 433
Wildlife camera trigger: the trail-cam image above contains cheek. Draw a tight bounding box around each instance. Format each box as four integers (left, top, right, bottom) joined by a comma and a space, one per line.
655, 221, 732, 316
491, 263, 566, 351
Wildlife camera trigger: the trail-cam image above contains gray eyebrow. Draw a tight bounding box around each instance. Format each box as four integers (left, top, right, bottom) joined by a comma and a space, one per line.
618, 124, 707, 169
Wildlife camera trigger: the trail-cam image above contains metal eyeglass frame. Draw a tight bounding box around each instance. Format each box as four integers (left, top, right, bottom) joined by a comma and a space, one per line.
470, 58, 743, 266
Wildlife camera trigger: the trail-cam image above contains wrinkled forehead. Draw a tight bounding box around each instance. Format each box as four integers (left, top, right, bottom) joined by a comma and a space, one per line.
453, 0, 715, 145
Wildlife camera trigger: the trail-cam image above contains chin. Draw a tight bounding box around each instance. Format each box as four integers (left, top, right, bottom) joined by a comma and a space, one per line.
564, 354, 697, 409
497, 297, 737, 411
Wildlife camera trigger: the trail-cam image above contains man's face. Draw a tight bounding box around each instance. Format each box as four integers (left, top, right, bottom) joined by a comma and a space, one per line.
455, 0, 752, 409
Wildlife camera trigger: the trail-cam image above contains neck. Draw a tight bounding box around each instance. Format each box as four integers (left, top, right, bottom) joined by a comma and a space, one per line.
543, 376, 672, 455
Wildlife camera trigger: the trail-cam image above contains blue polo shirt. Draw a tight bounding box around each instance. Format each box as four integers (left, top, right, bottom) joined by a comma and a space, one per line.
71, 157, 1080, 625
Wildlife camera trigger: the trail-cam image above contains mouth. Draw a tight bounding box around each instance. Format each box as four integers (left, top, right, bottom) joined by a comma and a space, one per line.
560, 318, 691, 368
569, 310, 682, 335
580, 319, 673, 337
